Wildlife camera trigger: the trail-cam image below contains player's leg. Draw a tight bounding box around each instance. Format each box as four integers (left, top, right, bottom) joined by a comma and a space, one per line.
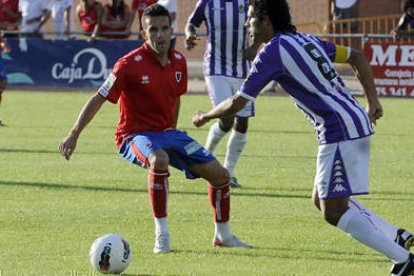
189, 160, 252, 248
315, 137, 412, 266
118, 134, 171, 253
312, 188, 413, 249
223, 77, 254, 188
224, 116, 248, 188
147, 148, 171, 253
204, 76, 233, 153
348, 198, 413, 250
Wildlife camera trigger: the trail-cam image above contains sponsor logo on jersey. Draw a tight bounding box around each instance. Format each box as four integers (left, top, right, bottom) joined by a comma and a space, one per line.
98, 73, 116, 96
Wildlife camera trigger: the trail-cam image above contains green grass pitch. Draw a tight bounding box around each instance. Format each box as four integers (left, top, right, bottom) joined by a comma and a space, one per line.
0, 91, 413, 275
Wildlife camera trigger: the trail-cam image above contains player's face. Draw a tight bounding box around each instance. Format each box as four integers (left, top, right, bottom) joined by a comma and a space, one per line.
245, 6, 269, 44
142, 16, 172, 56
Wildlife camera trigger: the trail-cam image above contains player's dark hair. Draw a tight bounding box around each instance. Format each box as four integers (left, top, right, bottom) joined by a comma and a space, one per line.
403, 0, 414, 12
142, 4, 172, 27
248, 0, 296, 33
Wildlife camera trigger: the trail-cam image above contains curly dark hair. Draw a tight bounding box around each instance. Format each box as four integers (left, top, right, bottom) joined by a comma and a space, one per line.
248, 0, 296, 33
404, 0, 414, 12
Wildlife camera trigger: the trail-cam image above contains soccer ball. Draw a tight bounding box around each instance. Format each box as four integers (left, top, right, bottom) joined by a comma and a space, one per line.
89, 234, 132, 274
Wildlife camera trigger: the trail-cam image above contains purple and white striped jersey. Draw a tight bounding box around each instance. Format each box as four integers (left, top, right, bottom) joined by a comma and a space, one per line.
187, 0, 249, 78
238, 32, 373, 144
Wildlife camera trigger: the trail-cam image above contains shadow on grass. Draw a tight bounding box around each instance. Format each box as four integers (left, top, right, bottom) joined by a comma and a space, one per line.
0, 147, 113, 156
0, 180, 309, 199
177, 246, 387, 264
2, 180, 411, 202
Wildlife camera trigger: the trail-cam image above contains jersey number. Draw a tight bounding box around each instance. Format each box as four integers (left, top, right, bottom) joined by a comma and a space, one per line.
304, 43, 337, 81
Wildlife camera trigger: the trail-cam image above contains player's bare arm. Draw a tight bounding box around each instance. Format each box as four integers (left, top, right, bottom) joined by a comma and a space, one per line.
193, 95, 249, 127
59, 93, 106, 160
347, 48, 383, 125
184, 23, 200, 50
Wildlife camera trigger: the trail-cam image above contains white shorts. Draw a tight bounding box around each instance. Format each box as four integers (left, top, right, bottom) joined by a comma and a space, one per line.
205, 75, 254, 118
314, 136, 371, 199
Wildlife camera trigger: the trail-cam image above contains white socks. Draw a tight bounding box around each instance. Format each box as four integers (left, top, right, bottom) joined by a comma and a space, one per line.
224, 130, 247, 177
205, 122, 226, 153
215, 222, 233, 241
154, 217, 169, 236
349, 198, 399, 240
205, 122, 247, 177
337, 208, 409, 263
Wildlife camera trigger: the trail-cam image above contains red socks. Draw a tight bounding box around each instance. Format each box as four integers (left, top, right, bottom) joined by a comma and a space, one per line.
208, 183, 230, 223
148, 169, 169, 218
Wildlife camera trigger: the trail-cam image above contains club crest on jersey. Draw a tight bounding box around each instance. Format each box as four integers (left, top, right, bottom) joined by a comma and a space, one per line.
239, 4, 244, 13
175, 72, 182, 83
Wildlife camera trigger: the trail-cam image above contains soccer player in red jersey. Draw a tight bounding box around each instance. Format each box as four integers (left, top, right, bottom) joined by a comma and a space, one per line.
59, 4, 251, 254
101, 0, 131, 39
0, 0, 20, 38
76, 0, 103, 42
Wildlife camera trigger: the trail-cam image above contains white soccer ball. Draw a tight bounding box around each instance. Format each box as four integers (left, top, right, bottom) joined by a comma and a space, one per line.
89, 234, 132, 274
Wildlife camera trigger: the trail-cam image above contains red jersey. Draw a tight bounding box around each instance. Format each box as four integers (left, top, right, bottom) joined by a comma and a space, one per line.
78, 3, 100, 33
98, 43, 188, 148
0, 0, 19, 30
101, 3, 130, 39
131, 0, 157, 31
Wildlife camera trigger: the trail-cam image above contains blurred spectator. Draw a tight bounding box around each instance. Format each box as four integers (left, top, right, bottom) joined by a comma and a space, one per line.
76, 0, 103, 42
18, 0, 51, 38
0, 0, 20, 38
330, 0, 359, 32
0, 35, 10, 126
101, 0, 131, 39
129, 0, 156, 41
50, 0, 76, 40
392, 0, 414, 39
157, 0, 176, 48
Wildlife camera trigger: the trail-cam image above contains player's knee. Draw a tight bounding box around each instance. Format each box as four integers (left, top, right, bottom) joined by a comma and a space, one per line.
149, 150, 169, 170
322, 208, 345, 226
210, 166, 230, 187
234, 117, 248, 133
218, 118, 233, 132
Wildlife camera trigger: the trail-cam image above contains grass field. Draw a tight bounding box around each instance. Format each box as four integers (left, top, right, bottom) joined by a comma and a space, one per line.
0, 91, 413, 275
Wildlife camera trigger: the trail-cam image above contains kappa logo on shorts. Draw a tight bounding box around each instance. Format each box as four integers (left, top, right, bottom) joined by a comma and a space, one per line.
332, 184, 346, 192
330, 158, 348, 193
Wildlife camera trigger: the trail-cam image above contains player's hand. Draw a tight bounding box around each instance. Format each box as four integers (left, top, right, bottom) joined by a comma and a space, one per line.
366, 100, 383, 125
59, 134, 78, 160
193, 111, 209, 127
185, 34, 200, 50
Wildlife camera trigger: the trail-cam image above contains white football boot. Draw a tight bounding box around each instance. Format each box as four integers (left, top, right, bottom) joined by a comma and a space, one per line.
154, 233, 171, 254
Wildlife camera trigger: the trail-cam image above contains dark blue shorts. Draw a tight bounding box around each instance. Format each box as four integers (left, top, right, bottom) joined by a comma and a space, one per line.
118, 130, 215, 179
